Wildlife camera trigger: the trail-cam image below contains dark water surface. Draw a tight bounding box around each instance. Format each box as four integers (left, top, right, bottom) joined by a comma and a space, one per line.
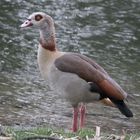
0, 0, 140, 133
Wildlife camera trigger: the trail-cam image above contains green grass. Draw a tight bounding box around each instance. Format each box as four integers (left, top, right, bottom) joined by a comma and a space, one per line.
4, 126, 140, 140
126, 135, 140, 140
6, 127, 95, 140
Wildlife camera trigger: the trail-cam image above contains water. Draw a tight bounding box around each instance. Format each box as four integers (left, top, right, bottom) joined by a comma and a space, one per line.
0, 0, 140, 133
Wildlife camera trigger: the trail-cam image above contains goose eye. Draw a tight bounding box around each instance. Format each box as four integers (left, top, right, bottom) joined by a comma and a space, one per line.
35, 14, 43, 21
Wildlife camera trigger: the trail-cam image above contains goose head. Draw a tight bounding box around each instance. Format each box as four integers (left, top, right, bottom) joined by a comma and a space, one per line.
20, 12, 53, 29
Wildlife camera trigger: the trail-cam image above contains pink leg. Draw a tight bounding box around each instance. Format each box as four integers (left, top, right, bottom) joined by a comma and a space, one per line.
72, 107, 79, 132
80, 104, 86, 128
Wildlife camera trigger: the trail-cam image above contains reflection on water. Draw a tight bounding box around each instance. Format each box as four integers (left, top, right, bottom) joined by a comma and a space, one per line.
0, 0, 140, 133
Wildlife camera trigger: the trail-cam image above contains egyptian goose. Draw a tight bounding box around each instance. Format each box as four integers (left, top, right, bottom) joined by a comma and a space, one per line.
20, 12, 133, 132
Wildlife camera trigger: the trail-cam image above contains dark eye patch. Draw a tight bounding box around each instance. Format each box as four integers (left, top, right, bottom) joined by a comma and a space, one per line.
35, 14, 43, 21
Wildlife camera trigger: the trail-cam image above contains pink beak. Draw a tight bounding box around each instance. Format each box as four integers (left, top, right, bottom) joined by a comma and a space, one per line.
20, 19, 33, 28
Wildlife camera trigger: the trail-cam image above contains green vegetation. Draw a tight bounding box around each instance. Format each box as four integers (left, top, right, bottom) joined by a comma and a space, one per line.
3, 126, 140, 140
3, 127, 95, 140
